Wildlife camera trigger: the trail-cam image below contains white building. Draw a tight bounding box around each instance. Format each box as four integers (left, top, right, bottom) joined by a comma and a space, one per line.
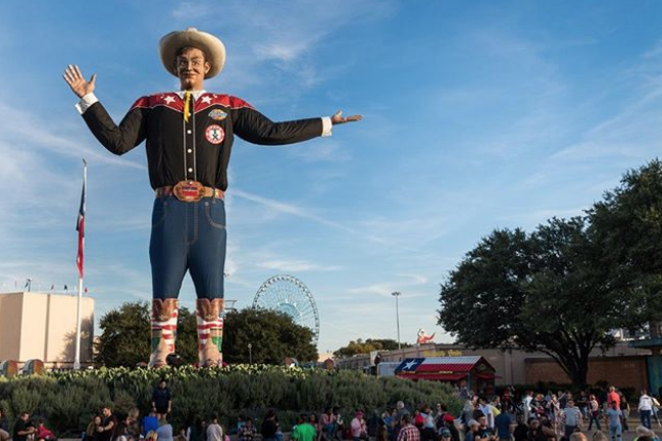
0, 291, 94, 366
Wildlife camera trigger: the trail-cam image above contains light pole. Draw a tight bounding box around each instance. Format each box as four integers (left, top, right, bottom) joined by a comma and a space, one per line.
248, 343, 252, 364
392, 291, 402, 350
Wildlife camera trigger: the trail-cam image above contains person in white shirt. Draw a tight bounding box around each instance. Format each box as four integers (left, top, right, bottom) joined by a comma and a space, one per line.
207, 415, 224, 441
638, 390, 654, 429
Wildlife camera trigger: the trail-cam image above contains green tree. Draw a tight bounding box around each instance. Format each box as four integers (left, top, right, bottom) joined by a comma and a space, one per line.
175, 307, 198, 364
95, 304, 317, 366
95, 301, 151, 367
521, 217, 623, 385
590, 159, 662, 322
333, 338, 412, 358
438, 216, 648, 386
223, 307, 318, 364
95, 302, 197, 366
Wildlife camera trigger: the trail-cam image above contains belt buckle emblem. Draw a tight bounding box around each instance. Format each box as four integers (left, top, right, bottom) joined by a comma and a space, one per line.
173, 181, 204, 202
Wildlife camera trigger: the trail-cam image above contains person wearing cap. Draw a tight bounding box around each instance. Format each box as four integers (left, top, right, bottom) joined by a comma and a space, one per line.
63, 28, 361, 368
350, 411, 367, 441
441, 414, 460, 441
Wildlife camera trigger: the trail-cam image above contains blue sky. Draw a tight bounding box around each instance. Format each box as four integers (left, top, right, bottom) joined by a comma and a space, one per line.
2, 1, 662, 354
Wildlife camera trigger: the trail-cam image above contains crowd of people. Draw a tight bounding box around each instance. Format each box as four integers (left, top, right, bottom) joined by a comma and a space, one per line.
1, 382, 661, 441
456, 386, 661, 441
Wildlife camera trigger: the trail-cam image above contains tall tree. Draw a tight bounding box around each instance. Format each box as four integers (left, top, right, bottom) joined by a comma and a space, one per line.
438, 217, 648, 386
520, 217, 621, 385
590, 159, 662, 324
223, 307, 318, 364
437, 228, 532, 350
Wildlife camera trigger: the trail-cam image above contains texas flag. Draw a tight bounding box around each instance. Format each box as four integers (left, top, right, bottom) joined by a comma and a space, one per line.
75, 177, 86, 278
397, 358, 425, 372
394, 356, 494, 381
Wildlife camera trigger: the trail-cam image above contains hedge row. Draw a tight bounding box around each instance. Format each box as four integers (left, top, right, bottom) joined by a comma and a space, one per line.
0, 365, 461, 436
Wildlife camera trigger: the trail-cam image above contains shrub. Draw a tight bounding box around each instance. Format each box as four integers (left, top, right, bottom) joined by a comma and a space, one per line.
0, 365, 460, 436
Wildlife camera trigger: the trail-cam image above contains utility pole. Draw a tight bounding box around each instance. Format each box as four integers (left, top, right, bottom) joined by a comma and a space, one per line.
392, 291, 402, 350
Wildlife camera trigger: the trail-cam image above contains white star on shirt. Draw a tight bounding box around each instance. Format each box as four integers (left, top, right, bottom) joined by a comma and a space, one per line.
163, 95, 176, 104
201, 96, 212, 104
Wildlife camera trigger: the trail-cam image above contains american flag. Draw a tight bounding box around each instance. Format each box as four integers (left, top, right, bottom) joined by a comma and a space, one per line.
76, 168, 86, 278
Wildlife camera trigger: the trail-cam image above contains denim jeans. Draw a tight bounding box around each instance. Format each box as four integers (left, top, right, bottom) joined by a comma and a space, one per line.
588, 413, 601, 431
641, 409, 652, 429
609, 424, 622, 441
564, 425, 577, 439
150, 195, 226, 299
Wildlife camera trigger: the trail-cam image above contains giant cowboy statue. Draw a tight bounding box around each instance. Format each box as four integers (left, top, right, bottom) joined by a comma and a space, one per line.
63, 28, 362, 367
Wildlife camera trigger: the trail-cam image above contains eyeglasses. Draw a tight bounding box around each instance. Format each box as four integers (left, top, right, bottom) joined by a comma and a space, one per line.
176, 58, 205, 69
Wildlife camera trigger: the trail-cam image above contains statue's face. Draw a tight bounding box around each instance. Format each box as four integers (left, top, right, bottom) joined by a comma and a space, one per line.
175, 47, 210, 90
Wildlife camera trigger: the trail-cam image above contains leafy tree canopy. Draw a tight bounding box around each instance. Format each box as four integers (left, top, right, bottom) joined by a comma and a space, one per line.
438, 160, 662, 386
333, 338, 412, 358
95, 303, 317, 367
223, 307, 318, 364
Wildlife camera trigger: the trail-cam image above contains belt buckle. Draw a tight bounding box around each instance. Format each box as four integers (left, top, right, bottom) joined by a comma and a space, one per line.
173, 181, 204, 202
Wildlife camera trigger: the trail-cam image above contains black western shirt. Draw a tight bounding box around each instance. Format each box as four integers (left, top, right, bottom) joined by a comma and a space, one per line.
77, 91, 329, 190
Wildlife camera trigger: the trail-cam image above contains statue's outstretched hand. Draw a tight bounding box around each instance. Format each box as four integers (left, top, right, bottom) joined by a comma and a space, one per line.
63, 65, 96, 98
331, 110, 363, 125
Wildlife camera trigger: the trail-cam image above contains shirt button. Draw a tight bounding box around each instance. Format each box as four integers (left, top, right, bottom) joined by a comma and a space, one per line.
188, 168, 193, 172
187, 129, 192, 134
187, 149, 192, 153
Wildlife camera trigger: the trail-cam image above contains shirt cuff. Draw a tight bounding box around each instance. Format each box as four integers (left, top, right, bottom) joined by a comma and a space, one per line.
75, 93, 99, 114
321, 116, 333, 137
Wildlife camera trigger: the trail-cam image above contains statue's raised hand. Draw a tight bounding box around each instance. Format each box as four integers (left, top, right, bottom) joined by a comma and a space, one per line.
331, 110, 363, 125
63, 65, 96, 98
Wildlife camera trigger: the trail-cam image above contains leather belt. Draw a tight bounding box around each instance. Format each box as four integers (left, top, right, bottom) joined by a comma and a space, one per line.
155, 181, 225, 202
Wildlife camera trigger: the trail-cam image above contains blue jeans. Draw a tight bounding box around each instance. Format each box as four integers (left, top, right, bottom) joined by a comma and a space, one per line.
640, 409, 652, 429
564, 425, 577, 439
150, 195, 227, 299
588, 413, 601, 431
609, 424, 622, 441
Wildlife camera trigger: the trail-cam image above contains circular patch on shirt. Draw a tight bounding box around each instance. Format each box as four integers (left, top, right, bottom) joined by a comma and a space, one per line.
205, 125, 225, 145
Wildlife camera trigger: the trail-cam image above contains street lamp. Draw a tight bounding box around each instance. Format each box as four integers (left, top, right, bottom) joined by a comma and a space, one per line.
392, 291, 402, 350
248, 343, 252, 364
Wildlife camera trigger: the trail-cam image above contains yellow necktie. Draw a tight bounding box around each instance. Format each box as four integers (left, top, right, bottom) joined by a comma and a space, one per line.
184, 91, 191, 123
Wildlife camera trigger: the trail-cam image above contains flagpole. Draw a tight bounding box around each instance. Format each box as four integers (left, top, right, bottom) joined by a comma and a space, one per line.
74, 159, 87, 370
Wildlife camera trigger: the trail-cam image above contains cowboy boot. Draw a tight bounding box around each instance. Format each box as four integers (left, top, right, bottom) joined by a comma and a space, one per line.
196, 298, 224, 367
148, 298, 179, 367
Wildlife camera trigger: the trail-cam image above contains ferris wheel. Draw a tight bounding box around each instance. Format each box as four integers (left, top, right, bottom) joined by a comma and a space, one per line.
253, 275, 320, 345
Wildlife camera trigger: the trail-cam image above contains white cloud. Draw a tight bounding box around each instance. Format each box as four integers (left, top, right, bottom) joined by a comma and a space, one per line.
171, 2, 209, 20
258, 259, 341, 272
287, 141, 351, 163
396, 273, 429, 285
232, 188, 358, 234
496, 207, 587, 228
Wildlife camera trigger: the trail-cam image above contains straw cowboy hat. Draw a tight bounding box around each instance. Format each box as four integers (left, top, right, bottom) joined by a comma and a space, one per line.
159, 27, 226, 79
